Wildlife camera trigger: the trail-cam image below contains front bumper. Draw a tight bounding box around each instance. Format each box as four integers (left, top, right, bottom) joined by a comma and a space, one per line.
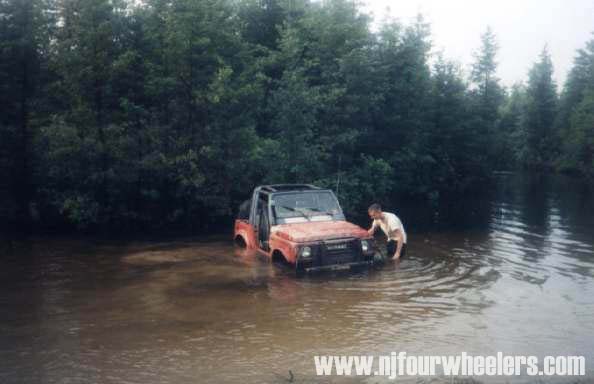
301, 259, 374, 272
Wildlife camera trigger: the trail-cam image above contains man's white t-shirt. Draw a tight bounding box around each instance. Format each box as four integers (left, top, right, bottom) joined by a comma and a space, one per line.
372, 212, 407, 244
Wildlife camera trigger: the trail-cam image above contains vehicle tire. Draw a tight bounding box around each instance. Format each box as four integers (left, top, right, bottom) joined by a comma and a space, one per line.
373, 251, 386, 264
234, 235, 247, 248
272, 250, 286, 264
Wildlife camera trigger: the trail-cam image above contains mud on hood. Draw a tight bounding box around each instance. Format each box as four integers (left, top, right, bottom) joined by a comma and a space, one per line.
271, 220, 368, 242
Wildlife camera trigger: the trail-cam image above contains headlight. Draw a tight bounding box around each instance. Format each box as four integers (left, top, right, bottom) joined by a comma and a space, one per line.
300, 246, 312, 258
361, 240, 369, 252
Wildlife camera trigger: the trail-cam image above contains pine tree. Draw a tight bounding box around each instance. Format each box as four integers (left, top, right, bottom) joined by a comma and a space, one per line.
498, 83, 527, 168
430, 55, 477, 192
469, 27, 505, 171
556, 35, 594, 176
523, 46, 558, 169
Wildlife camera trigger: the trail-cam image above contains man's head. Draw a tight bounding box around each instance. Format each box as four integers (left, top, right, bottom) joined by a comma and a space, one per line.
368, 203, 383, 220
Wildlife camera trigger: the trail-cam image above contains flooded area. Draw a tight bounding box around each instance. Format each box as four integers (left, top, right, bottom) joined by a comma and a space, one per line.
1, 174, 594, 383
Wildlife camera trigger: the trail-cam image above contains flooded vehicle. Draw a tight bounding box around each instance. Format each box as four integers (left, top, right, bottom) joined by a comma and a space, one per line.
233, 184, 376, 272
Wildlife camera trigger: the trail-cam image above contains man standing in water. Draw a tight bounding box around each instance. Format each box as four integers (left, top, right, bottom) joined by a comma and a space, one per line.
367, 203, 407, 260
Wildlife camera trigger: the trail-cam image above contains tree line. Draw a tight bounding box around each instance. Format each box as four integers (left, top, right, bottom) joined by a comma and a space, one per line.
1, 0, 593, 233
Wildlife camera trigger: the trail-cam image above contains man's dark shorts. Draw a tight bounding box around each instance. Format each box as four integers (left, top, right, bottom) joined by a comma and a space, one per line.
387, 240, 406, 259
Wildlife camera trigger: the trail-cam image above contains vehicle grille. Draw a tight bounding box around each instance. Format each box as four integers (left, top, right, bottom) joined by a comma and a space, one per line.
321, 238, 358, 265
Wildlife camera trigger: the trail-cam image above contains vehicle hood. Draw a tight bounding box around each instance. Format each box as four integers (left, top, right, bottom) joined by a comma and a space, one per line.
271, 220, 368, 242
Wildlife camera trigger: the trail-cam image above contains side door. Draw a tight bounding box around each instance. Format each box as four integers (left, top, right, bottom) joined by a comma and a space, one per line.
250, 191, 271, 251
235, 198, 257, 248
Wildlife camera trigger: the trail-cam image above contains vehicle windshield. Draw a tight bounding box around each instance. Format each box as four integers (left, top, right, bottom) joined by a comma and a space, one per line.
271, 191, 344, 224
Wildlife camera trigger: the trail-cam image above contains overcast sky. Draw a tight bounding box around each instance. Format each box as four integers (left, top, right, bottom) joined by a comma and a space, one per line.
361, 0, 594, 89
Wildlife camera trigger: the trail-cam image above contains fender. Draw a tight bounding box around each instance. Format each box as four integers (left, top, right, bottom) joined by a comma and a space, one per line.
234, 219, 257, 249
269, 232, 299, 264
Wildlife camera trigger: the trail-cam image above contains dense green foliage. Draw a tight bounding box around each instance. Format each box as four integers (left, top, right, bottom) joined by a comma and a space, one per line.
1, 0, 592, 233
556, 39, 594, 176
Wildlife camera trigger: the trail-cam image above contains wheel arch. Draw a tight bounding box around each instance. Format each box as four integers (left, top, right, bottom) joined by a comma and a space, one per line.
234, 234, 247, 248
271, 249, 288, 263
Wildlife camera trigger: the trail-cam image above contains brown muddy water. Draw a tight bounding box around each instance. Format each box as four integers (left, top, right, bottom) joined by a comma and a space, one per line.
1, 174, 594, 384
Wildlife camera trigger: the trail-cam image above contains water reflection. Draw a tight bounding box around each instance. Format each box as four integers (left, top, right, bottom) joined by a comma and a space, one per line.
1, 173, 593, 383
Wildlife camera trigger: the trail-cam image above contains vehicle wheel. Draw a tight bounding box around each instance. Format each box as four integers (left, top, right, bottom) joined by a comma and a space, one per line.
234, 235, 247, 248
373, 251, 386, 264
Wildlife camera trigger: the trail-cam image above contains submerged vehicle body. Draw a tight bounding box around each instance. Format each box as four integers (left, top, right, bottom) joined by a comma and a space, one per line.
233, 184, 375, 272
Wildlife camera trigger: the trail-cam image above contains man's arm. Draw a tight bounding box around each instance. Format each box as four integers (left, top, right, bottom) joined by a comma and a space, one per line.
390, 229, 404, 259
367, 220, 378, 236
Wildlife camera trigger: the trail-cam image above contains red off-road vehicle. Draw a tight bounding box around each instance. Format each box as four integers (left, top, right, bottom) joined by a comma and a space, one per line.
234, 184, 376, 272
